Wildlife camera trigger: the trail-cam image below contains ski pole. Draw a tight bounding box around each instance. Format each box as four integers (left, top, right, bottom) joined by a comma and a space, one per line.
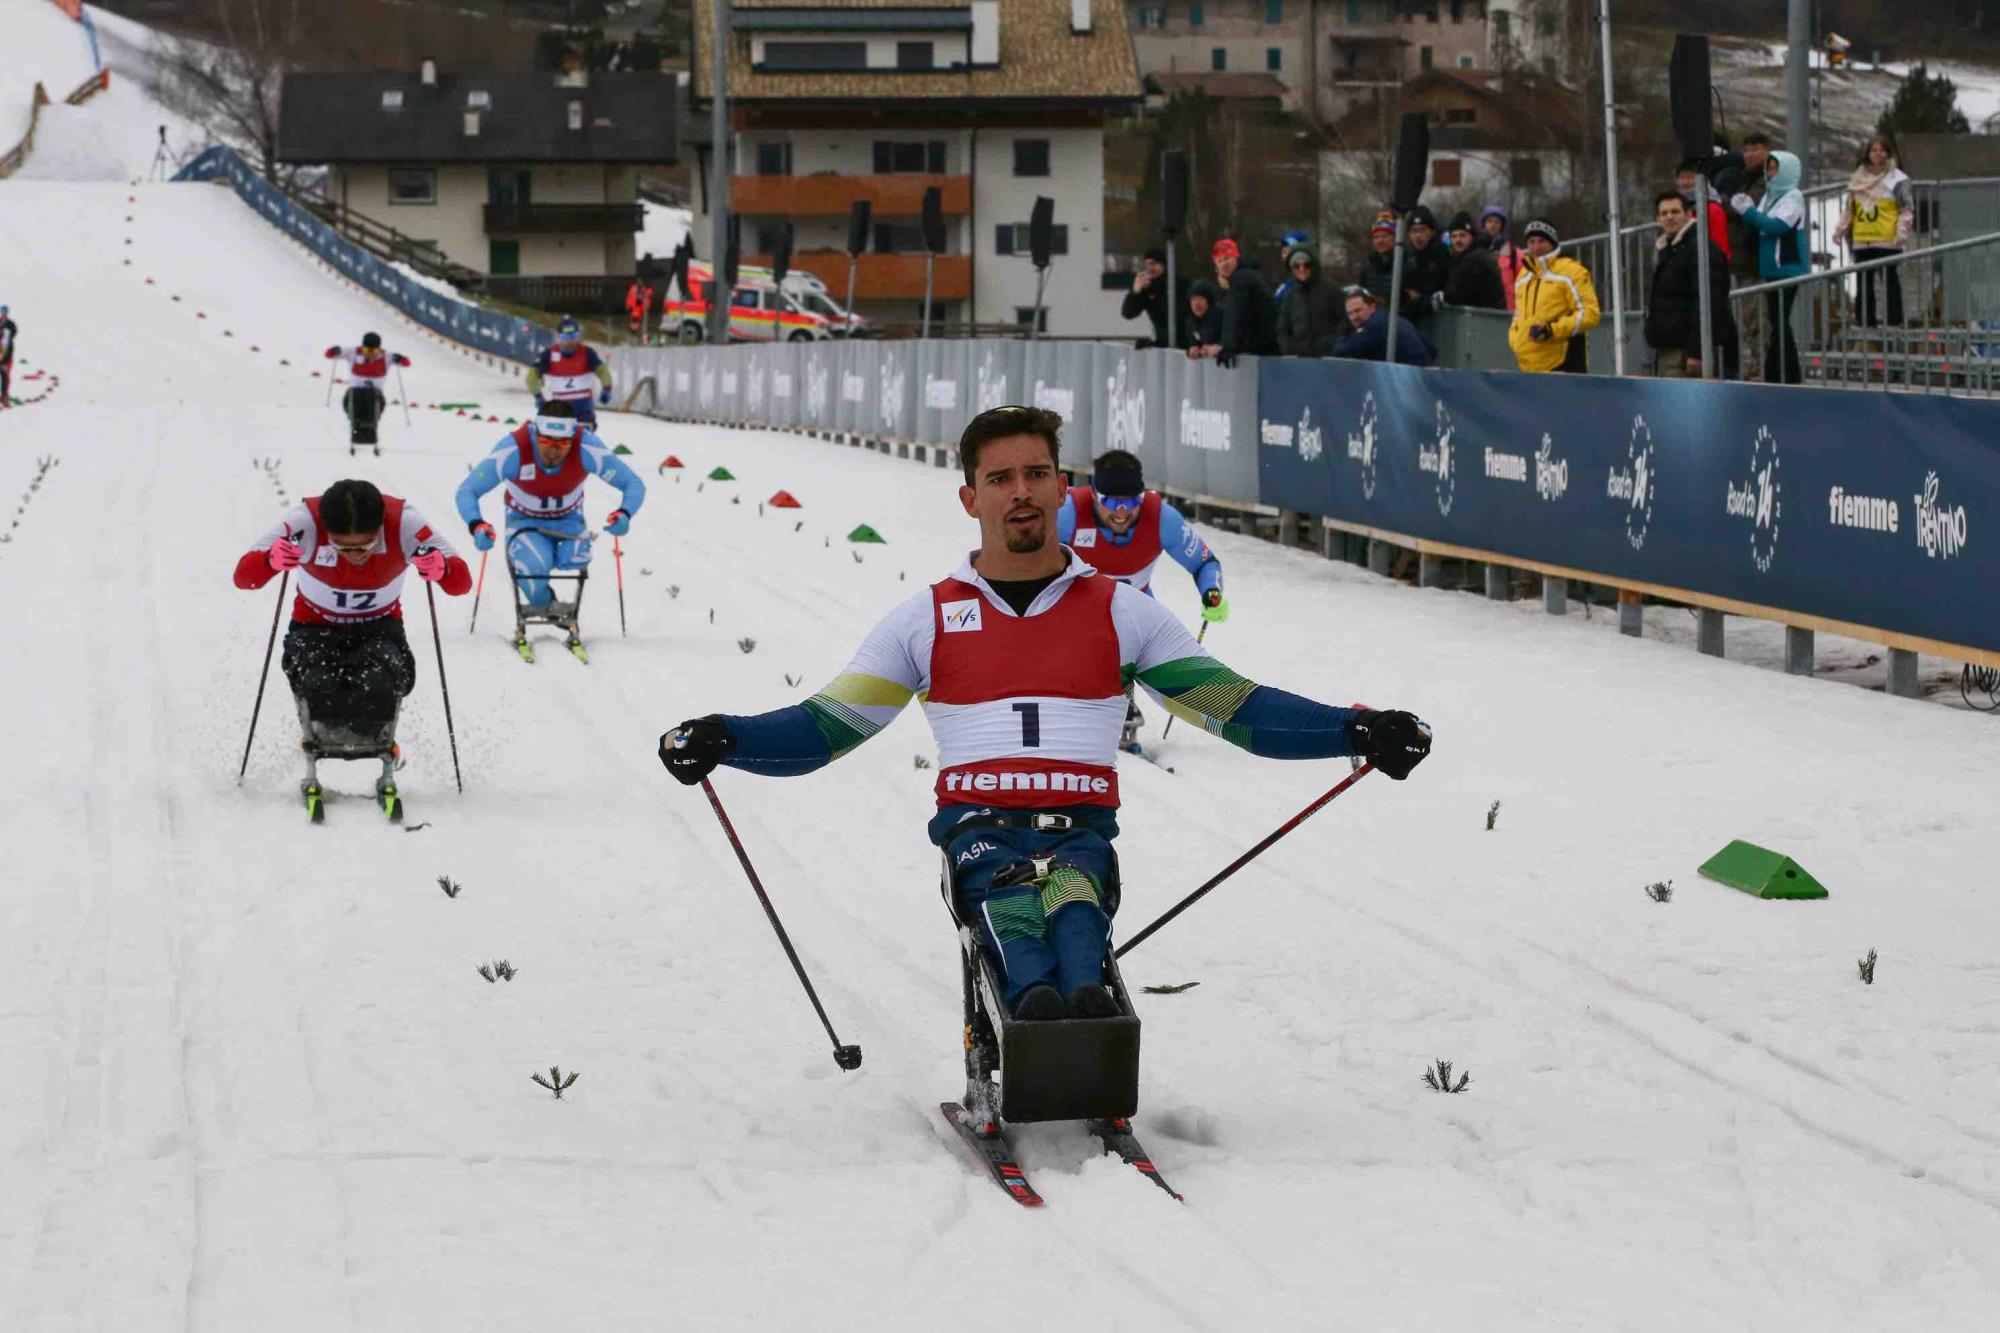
1159, 620, 1209, 742
395, 366, 412, 426
613, 534, 627, 637
1114, 762, 1374, 959
236, 567, 291, 783
324, 371, 337, 408
469, 548, 489, 633
422, 573, 464, 793
699, 777, 862, 1071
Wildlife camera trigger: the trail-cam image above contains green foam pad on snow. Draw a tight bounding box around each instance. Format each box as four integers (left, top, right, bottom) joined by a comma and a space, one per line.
708, 466, 736, 480
613, 444, 632, 455
847, 523, 886, 544
1698, 840, 1828, 900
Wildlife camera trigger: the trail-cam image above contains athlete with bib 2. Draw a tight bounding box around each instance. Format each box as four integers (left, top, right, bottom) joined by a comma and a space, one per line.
455, 399, 646, 662
528, 316, 613, 427
661, 406, 1431, 1022
1058, 448, 1226, 752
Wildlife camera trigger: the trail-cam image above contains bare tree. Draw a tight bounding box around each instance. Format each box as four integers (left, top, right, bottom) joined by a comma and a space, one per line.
147, 0, 310, 183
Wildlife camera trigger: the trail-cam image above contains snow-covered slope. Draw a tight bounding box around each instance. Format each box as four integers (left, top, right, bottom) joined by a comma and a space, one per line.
1, 179, 1998, 1329
1, 0, 99, 144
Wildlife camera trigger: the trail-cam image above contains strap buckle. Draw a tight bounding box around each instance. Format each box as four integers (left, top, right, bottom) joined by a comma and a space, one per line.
1029, 813, 1073, 831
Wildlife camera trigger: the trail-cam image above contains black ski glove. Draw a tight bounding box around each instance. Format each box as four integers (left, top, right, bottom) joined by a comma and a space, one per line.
1349, 709, 1432, 781
660, 715, 736, 786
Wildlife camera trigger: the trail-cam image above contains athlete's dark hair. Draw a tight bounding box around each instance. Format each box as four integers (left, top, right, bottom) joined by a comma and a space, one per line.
957, 405, 1062, 485
361, 331, 382, 348
537, 399, 577, 418
321, 479, 385, 535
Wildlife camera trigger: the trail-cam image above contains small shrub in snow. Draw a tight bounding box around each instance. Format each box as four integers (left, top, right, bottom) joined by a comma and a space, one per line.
1644, 880, 1673, 903
913, 755, 932, 770
1486, 800, 1501, 831
1141, 981, 1201, 995
532, 1067, 580, 1099
738, 637, 757, 654
478, 960, 517, 984
437, 876, 463, 899
666, 584, 680, 599
1422, 1059, 1471, 1094
1858, 948, 1878, 985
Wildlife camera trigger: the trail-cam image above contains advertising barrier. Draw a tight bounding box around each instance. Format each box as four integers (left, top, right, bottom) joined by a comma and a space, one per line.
608, 339, 2000, 662
173, 145, 551, 366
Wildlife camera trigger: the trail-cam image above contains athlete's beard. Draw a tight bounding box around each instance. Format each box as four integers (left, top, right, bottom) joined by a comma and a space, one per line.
1002, 507, 1048, 554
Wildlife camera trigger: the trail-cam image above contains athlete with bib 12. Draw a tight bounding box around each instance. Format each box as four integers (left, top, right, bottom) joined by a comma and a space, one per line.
660, 406, 1432, 1023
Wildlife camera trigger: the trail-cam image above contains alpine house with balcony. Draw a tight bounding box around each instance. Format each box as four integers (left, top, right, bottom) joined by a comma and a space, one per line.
277, 58, 678, 300
690, 0, 1142, 335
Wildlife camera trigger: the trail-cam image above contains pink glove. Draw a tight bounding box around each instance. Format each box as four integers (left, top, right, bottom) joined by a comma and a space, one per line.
267, 537, 301, 572
412, 548, 447, 582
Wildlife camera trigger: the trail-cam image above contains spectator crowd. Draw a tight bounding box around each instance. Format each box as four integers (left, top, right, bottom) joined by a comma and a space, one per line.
1119, 127, 1889, 390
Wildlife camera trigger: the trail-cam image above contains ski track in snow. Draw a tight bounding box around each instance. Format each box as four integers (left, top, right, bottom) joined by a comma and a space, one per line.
0, 179, 1997, 1329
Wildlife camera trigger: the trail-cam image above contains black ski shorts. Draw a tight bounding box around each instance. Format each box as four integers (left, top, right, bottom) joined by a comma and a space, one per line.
282, 618, 417, 700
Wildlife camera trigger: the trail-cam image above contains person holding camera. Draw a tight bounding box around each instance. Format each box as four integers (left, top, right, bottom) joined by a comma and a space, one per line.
1507, 219, 1599, 374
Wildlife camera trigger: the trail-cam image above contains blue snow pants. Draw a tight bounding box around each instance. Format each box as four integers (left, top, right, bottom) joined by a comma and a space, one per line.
507, 525, 592, 608
934, 809, 1120, 1014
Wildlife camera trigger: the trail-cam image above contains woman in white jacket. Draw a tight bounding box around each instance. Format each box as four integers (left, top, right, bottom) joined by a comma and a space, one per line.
1834, 135, 1914, 327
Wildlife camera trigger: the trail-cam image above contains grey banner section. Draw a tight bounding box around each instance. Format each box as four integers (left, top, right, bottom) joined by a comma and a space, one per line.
623, 340, 1266, 508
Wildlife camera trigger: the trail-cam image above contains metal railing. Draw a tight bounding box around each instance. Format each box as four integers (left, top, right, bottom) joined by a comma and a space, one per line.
284, 187, 483, 287
482, 274, 631, 314
483, 202, 644, 235
1730, 230, 2000, 395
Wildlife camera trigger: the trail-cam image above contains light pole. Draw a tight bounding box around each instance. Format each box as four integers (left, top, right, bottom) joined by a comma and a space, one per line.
707, 0, 732, 344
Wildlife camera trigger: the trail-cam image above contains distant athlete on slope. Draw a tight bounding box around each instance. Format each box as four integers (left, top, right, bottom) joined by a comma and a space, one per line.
527, 317, 613, 427
324, 333, 411, 448
233, 479, 470, 818
660, 405, 1431, 1022
454, 399, 646, 661
0, 304, 17, 406
1057, 449, 1227, 752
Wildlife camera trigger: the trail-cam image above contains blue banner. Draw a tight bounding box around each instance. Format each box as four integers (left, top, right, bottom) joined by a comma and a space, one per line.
173, 146, 551, 366
1257, 357, 2000, 655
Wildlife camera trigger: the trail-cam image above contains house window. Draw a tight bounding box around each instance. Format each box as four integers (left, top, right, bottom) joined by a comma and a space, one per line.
754, 222, 790, 252
388, 168, 436, 205
1441, 106, 1475, 124
1345, 0, 1362, 19
873, 140, 946, 173
1013, 139, 1050, 177
1510, 157, 1543, 188
1014, 307, 1050, 332
1457, 53, 1475, 68
1138, 5, 1166, 26
1419, 45, 1433, 70
1265, 0, 1282, 21
1450, 0, 1463, 20
487, 168, 531, 204
1189, 2, 1204, 27
896, 41, 934, 70
874, 221, 931, 252
762, 41, 867, 71
1267, 47, 1282, 70
1432, 158, 1462, 187
1211, 47, 1226, 70
994, 223, 1068, 255
755, 142, 792, 175
489, 239, 519, 275
1494, 11, 1512, 45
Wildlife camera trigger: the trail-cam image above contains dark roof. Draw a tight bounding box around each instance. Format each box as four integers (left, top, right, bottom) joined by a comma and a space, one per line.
277, 71, 678, 165
734, 6, 974, 29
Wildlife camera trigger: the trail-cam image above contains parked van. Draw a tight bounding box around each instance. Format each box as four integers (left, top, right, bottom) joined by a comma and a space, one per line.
658, 262, 868, 342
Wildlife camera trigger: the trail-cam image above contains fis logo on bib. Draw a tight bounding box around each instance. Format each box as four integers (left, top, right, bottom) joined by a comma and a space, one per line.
941, 598, 984, 633
1073, 528, 1098, 548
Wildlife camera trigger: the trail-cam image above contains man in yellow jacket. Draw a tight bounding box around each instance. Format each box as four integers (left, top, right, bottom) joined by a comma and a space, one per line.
1508, 219, 1601, 373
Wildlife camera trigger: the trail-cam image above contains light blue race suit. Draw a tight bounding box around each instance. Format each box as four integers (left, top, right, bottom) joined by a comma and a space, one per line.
454, 428, 646, 607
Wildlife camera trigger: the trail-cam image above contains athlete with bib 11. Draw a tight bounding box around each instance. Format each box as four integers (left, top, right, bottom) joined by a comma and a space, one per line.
661, 406, 1432, 1022
1058, 448, 1226, 751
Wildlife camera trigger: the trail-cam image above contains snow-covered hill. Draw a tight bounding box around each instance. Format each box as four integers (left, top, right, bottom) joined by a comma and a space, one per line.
0, 177, 1997, 1329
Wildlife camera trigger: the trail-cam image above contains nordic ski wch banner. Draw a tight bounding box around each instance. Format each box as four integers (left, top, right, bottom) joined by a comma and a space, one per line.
1257, 356, 2000, 655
